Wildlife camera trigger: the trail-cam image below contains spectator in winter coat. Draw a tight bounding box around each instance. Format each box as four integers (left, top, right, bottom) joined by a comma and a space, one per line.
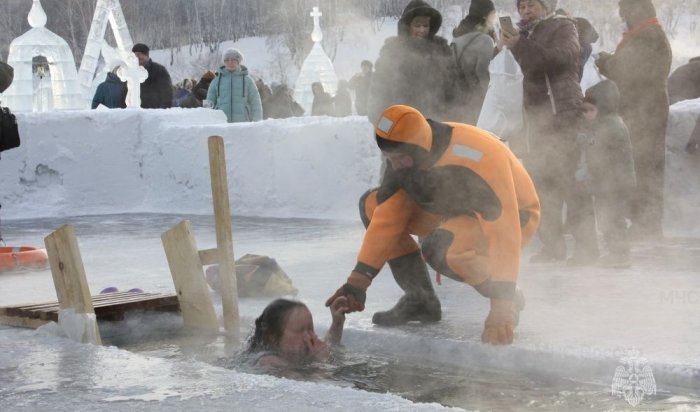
595, 0, 672, 240
555, 9, 599, 81
0, 61, 13, 93
91, 68, 127, 109
578, 80, 636, 268
255, 78, 273, 118
348, 60, 373, 116
667, 56, 700, 105
450, 0, 497, 124
179, 70, 215, 108
367, 0, 454, 124
206, 48, 263, 123
172, 84, 193, 108
311, 82, 334, 116
132, 43, 173, 109
333, 80, 352, 116
265, 83, 304, 119
501, 0, 599, 265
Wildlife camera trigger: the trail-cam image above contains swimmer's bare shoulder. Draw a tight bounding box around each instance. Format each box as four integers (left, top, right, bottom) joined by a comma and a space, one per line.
256, 353, 290, 369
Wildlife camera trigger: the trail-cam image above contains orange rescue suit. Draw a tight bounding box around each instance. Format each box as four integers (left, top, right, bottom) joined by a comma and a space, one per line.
356, 120, 540, 288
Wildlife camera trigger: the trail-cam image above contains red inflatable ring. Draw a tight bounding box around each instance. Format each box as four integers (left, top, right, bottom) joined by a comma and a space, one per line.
0, 246, 49, 272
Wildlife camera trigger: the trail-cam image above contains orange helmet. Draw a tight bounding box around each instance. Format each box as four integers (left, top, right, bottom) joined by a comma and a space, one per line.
375, 105, 432, 163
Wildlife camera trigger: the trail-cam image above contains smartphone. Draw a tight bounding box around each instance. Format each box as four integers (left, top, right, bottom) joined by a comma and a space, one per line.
499, 16, 516, 35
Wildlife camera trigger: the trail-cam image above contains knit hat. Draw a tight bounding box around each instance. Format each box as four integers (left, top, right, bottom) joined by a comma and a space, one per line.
517, 0, 558, 13
469, 0, 495, 19
131, 43, 149, 55
223, 48, 243, 63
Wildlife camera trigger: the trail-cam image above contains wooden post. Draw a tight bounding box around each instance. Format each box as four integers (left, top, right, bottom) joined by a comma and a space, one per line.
161, 220, 219, 333
208, 135, 240, 341
44, 225, 102, 344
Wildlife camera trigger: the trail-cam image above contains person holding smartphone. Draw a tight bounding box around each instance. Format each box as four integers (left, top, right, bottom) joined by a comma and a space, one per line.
500, 0, 599, 266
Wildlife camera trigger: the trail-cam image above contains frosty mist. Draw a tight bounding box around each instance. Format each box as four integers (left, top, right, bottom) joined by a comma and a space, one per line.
0, 0, 699, 411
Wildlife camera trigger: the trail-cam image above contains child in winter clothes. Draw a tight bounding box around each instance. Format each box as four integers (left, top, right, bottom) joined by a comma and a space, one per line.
578, 80, 636, 268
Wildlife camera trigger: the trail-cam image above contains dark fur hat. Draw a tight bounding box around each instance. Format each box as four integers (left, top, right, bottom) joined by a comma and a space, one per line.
469, 0, 495, 19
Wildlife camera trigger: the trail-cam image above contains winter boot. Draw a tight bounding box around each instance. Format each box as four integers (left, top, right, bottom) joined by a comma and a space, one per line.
372, 251, 441, 326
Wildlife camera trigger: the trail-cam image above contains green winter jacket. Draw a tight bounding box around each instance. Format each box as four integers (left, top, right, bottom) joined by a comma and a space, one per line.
583, 80, 637, 197
207, 65, 262, 123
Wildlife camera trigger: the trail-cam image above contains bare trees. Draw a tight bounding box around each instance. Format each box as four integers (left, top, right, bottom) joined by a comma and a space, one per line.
1, 0, 452, 66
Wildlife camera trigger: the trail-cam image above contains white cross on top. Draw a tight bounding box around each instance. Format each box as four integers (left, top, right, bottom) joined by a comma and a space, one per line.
310, 6, 323, 42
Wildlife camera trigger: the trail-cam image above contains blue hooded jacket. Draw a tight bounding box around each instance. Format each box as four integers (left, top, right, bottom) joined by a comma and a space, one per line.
206, 65, 262, 123
91, 72, 126, 109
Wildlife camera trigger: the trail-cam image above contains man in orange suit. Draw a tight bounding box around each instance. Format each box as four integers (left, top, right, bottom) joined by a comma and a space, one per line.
326, 105, 540, 344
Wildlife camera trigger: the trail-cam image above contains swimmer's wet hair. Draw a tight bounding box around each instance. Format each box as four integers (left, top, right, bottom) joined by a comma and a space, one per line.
247, 298, 307, 353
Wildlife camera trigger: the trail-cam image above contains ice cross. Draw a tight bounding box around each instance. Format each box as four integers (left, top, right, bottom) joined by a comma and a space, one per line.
117, 53, 147, 108
310, 7, 323, 42
77, 0, 134, 102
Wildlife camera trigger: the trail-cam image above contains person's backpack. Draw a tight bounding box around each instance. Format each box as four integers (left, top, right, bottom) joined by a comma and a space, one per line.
450, 35, 481, 102
0, 106, 20, 153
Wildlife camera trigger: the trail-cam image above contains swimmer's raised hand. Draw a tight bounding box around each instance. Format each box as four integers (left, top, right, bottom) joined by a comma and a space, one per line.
325, 296, 348, 346
329, 296, 349, 323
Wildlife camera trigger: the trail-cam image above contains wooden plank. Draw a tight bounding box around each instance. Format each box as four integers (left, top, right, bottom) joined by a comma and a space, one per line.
208, 136, 240, 342
198, 248, 219, 266
2, 293, 175, 312
0, 294, 180, 324
0, 314, 48, 329
44, 225, 102, 344
161, 220, 219, 333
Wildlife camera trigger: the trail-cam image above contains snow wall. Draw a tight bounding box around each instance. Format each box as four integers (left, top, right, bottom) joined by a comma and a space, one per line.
1, 102, 699, 238
0, 108, 378, 221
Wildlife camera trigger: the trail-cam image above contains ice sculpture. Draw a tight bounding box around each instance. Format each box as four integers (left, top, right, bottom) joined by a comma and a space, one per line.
2, 0, 84, 112
117, 53, 147, 108
78, 0, 133, 103
293, 7, 339, 116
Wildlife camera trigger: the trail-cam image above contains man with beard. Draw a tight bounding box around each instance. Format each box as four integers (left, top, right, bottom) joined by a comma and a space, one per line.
326, 105, 540, 345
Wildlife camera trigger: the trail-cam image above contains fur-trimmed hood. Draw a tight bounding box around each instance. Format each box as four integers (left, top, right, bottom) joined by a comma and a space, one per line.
398, 0, 443, 38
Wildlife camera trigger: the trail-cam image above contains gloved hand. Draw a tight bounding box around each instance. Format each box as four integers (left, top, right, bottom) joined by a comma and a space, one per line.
325, 271, 371, 313
481, 298, 516, 345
